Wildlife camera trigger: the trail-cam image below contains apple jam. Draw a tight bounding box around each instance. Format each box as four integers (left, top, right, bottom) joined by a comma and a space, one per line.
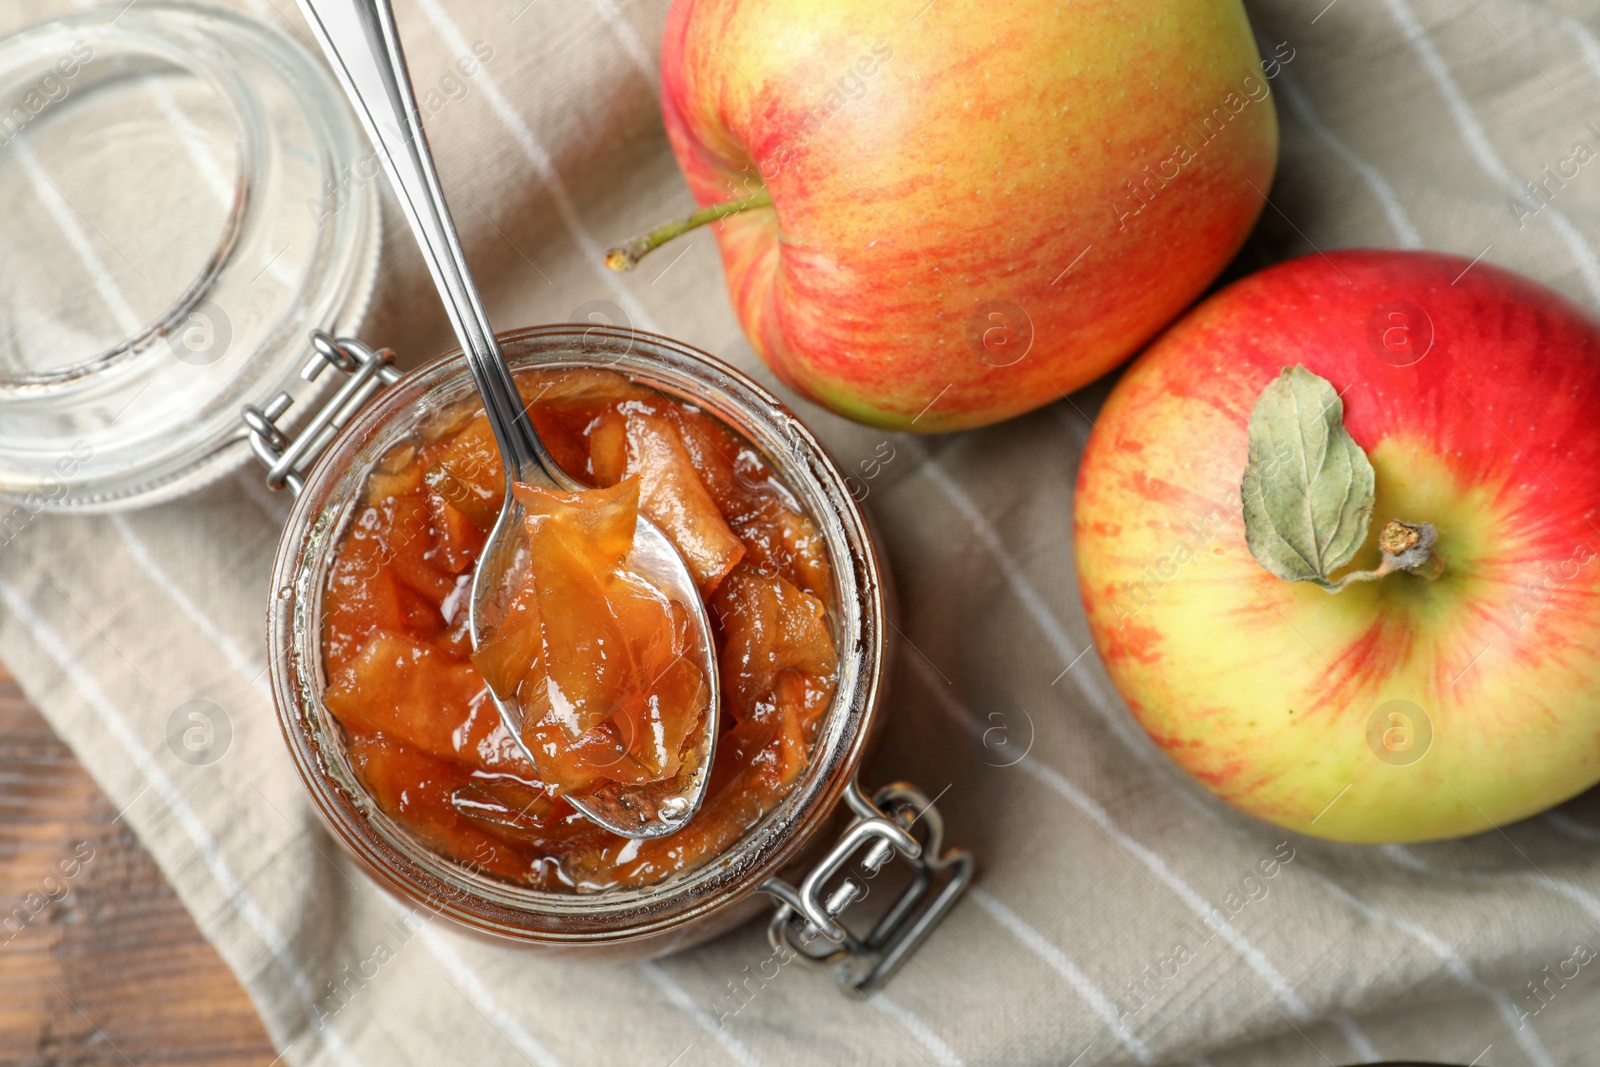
320, 369, 838, 892
472, 477, 711, 801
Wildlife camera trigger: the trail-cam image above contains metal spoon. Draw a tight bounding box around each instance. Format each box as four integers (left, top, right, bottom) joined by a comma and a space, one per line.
296, 0, 718, 839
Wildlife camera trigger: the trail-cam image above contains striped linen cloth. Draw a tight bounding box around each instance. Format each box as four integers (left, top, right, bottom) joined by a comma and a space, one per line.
4, 0, 1600, 1064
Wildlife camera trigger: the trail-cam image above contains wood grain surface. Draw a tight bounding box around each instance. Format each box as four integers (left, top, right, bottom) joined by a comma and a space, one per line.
0, 665, 275, 1066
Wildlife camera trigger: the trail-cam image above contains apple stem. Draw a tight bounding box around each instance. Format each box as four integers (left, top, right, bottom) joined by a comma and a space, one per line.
1320, 520, 1444, 593
604, 190, 774, 271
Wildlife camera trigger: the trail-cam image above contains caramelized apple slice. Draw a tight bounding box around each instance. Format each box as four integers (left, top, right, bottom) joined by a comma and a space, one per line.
522, 716, 625, 796
326, 630, 533, 775
667, 407, 831, 598
564, 700, 798, 888
425, 415, 503, 530
365, 442, 426, 503
735, 500, 832, 602
512, 478, 638, 570
516, 410, 583, 483
767, 668, 814, 784
588, 411, 628, 487
607, 577, 693, 684
324, 515, 406, 673
469, 573, 542, 701
369, 490, 460, 602
346, 734, 534, 883
668, 406, 786, 518
711, 563, 837, 718
513, 483, 638, 741
426, 492, 486, 574
621, 412, 745, 595
521, 662, 705, 793
490, 478, 711, 797
396, 584, 447, 642
520, 367, 655, 410
602, 656, 708, 784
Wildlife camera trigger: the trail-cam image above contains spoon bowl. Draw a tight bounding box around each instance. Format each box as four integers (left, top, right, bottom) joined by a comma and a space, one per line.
296, 0, 719, 839
470, 475, 719, 839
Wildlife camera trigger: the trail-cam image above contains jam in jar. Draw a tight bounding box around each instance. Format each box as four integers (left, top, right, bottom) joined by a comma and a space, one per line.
319, 368, 838, 892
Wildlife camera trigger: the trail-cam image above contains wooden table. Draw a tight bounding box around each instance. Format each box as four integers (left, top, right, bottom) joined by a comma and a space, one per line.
0, 666, 275, 1065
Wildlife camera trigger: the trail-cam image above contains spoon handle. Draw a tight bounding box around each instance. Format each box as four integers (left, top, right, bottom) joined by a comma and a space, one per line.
295, 0, 562, 488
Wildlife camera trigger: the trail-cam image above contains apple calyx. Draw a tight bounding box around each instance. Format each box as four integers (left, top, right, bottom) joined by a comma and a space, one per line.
1241, 366, 1443, 594
1377, 519, 1445, 579
1316, 519, 1446, 592
604, 190, 774, 271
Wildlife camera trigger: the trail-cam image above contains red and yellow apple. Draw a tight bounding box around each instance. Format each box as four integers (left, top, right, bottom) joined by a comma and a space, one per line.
648, 0, 1283, 431
1075, 249, 1600, 843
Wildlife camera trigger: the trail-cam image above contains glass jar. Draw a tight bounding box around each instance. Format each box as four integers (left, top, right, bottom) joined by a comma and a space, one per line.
259, 325, 971, 982
0, 3, 378, 510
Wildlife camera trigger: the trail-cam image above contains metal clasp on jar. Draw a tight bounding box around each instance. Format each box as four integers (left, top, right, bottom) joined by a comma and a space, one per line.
242, 332, 402, 494
762, 779, 974, 992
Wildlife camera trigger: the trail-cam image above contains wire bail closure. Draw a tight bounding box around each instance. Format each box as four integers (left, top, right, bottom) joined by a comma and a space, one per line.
242, 332, 402, 495
763, 779, 975, 991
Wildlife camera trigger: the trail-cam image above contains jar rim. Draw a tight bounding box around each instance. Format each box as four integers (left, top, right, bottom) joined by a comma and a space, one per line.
267, 325, 888, 945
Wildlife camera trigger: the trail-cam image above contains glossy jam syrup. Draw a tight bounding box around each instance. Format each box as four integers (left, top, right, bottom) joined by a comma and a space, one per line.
321, 369, 838, 891
472, 476, 710, 799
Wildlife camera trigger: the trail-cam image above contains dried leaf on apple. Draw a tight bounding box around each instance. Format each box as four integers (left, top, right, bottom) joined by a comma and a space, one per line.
1241, 365, 1375, 587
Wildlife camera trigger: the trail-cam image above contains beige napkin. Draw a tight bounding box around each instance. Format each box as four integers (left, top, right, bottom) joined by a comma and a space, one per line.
6, 0, 1600, 1063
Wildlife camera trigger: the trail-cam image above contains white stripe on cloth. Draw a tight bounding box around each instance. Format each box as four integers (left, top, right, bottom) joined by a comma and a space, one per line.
142, 79, 234, 206
637, 961, 765, 1067
1273, 67, 1424, 250
910, 440, 1254, 836
866, 991, 968, 1067
1334, 1016, 1383, 1063
106, 513, 573, 1065
1545, 810, 1600, 842
15, 139, 142, 336
1312, 876, 1556, 1067
907, 656, 1321, 1025
0, 579, 366, 1067
110, 514, 270, 698
1384, 844, 1600, 928
405, 910, 568, 1067
407, 0, 661, 334
968, 887, 1154, 1065
1553, 6, 1600, 80
909, 450, 1150, 760
1384, 0, 1600, 306
582, 0, 657, 91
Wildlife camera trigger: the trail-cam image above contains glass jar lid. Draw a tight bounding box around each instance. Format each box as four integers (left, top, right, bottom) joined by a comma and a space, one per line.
0, 2, 379, 510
